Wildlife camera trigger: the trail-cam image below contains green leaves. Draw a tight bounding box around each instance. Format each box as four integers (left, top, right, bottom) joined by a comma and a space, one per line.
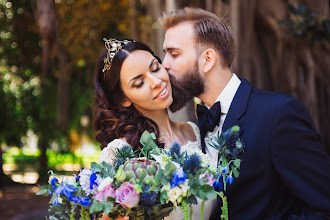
163, 162, 176, 178
140, 130, 158, 159
36, 185, 49, 196
197, 185, 217, 201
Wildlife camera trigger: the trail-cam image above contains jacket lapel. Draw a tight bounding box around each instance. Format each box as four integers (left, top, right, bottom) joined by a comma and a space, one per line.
222, 78, 252, 132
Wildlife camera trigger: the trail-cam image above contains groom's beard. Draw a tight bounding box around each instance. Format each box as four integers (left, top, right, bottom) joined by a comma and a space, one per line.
169, 63, 205, 112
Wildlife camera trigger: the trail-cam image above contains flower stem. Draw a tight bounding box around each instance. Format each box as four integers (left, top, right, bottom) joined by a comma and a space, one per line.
218, 192, 228, 220
189, 204, 193, 220
70, 210, 75, 220
200, 201, 205, 220
180, 200, 189, 220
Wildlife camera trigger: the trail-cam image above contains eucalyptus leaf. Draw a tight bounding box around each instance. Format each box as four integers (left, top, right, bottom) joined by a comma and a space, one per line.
232, 167, 240, 178
90, 200, 103, 213
103, 201, 114, 215
36, 185, 49, 195
233, 159, 241, 169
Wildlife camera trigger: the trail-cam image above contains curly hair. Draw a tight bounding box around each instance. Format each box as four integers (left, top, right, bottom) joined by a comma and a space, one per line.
93, 40, 164, 150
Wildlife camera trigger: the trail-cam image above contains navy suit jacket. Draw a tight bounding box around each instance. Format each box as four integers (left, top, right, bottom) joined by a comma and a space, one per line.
209, 79, 330, 219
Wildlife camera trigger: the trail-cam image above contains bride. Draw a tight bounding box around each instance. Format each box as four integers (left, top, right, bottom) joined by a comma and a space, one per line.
93, 38, 216, 220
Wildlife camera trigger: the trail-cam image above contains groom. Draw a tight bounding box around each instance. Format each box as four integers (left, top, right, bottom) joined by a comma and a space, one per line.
160, 7, 330, 219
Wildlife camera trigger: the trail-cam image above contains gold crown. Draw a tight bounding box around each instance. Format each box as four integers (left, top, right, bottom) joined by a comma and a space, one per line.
102, 38, 135, 79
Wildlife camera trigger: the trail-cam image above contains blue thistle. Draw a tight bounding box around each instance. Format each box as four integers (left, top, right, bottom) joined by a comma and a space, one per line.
183, 154, 201, 174
169, 142, 181, 157
113, 158, 124, 169
121, 145, 133, 153
139, 185, 159, 207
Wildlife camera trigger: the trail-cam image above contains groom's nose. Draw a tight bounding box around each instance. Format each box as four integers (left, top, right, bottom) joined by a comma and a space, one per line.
162, 55, 170, 70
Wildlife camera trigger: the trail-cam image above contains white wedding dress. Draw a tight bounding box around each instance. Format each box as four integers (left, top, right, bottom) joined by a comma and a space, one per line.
98, 121, 217, 220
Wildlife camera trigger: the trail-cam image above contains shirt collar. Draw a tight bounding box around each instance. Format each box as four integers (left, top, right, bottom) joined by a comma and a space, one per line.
214, 73, 241, 114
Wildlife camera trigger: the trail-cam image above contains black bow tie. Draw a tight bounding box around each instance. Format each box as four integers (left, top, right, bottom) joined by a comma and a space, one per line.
196, 101, 221, 153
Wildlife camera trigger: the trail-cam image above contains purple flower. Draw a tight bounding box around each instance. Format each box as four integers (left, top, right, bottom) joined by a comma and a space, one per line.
199, 172, 215, 186
54, 182, 76, 197
94, 184, 116, 203
115, 182, 140, 208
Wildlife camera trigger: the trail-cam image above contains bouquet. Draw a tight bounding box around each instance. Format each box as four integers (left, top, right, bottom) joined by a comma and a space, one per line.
37, 126, 244, 220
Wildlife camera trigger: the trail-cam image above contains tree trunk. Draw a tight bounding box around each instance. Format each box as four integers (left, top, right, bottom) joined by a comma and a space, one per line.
56, 43, 71, 130
36, 0, 56, 85
226, 0, 330, 151
129, 0, 139, 40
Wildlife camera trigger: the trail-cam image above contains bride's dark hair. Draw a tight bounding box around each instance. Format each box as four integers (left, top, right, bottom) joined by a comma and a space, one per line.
93, 40, 164, 150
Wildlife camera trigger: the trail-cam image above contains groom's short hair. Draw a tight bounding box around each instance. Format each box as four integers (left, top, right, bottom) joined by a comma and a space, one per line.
159, 7, 236, 68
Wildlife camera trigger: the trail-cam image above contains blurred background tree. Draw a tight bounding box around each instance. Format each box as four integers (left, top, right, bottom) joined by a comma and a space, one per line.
0, 0, 329, 187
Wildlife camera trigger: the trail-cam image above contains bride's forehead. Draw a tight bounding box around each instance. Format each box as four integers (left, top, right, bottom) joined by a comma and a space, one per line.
128, 50, 153, 60
121, 50, 154, 74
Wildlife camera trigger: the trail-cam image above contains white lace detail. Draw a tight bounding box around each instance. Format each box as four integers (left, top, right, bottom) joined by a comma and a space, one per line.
182, 121, 201, 150
99, 122, 201, 164
98, 139, 129, 164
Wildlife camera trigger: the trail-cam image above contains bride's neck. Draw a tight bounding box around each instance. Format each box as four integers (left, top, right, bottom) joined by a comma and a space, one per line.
144, 110, 175, 145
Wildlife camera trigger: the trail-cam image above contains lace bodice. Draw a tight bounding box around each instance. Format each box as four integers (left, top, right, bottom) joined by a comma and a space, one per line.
98, 121, 201, 164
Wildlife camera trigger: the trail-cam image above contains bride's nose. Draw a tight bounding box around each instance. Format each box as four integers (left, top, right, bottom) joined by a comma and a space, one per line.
148, 73, 162, 89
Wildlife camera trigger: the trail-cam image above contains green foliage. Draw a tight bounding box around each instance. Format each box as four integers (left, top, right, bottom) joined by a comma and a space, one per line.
279, 3, 330, 43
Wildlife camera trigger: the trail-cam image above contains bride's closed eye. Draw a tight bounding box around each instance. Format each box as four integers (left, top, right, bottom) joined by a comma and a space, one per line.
151, 61, 161, 73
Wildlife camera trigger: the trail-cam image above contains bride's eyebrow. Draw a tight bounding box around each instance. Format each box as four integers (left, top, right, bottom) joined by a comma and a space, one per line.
129, 74, 143, 85
128, 58, 157, 85
149, 58, 156, 69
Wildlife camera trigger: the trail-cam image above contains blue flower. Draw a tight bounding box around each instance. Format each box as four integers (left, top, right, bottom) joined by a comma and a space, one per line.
54, 182, 76, 197
170, 167, 186, 188
222, 167, 227, 173
184, 154, 201, 174
50, 177, 58, 187
49, 176, 58, 196
74, 174, 80, 183
140, 185, 159, 207
213, 180, 222, 192
113, 158, 124, 169
89, 173, 98, 190
69, 195, 91, 207
169, 142, 181, 157
52, 197, 60, 206
225, 175, 234, 185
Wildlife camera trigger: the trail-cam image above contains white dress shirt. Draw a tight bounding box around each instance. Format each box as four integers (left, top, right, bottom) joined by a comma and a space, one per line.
205, 73, 241, 167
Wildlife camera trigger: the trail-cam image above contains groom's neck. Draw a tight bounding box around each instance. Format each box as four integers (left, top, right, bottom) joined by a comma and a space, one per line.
199, 67, 232, 107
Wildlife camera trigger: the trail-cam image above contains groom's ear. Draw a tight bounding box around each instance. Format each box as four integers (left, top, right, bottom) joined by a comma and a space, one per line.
121, 98, 132, 107
202, 49, 216, 73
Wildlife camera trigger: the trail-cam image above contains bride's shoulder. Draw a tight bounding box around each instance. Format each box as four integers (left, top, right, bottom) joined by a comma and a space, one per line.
176, 121, 200, 141
98, 138, 129, 164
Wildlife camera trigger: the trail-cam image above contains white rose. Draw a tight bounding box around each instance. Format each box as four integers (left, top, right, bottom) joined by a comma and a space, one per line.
179, 180, 190, 195
168, 186, 182, 203
98, 176, 114, 192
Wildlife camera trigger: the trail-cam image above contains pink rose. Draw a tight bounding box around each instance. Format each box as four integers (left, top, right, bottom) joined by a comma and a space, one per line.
94, 184, 116, 203
199, 172, 215, 186
115, 182, 140, 208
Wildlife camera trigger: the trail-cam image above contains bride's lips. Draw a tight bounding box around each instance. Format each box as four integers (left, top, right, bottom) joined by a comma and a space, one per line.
154, 86, 169, 100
